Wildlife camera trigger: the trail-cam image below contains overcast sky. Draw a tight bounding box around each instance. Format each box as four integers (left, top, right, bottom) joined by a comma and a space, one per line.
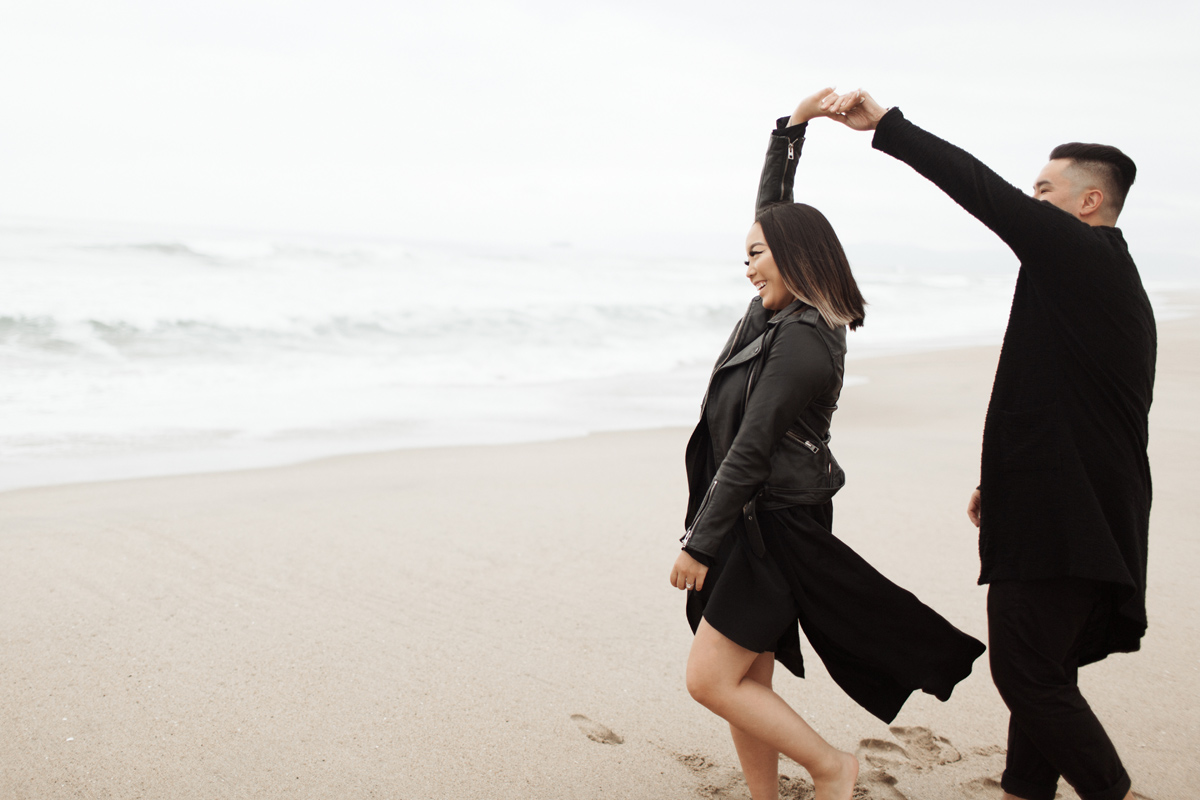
2, 0, 1197, 262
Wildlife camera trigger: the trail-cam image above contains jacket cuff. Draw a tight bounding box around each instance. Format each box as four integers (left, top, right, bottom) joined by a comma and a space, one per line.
774, 117, 808, 142
870, 106, 906, 152
684, 547, 715, 568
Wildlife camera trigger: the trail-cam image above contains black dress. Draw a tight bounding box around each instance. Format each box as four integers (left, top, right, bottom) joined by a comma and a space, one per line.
687, 500, 985, 724
681, 119, 985, 725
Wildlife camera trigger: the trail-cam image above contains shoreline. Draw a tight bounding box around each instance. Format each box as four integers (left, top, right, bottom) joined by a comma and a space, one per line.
0, 302, 1195, 798
3, 291, 1195, 497
0, 336, 992, 496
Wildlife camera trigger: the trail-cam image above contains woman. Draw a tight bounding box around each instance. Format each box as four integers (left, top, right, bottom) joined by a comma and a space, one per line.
669, 88, 986, 800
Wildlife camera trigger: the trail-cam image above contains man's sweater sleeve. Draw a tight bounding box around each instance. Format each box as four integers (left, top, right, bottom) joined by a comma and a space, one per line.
870, 108, 1070, 265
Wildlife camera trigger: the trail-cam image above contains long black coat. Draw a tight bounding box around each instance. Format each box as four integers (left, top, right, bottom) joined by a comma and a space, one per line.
872, 109, 1157, 661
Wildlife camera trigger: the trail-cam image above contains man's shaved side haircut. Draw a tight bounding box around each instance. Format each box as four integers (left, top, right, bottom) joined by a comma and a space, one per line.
1049, 142, 1137, 216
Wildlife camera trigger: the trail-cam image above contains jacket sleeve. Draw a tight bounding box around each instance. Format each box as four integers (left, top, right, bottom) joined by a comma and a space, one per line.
870, 107, 1089, 267
755, 118, 808, 215
681, 321, 835, 559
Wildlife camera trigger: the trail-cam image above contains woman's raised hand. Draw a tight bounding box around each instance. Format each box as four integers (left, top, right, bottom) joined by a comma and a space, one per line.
820, 89, 888, 131
787, 87, 839, 126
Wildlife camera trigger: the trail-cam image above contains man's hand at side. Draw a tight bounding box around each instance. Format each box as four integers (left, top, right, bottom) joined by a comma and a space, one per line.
967, 489, 982, 528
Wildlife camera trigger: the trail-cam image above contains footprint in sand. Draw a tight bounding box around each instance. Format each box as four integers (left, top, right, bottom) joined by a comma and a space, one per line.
675, 752, 716, 772
888, 725, 961, 766
962, 775, 1063, 799
856, 738, 911, 768
970, 744, 1006, 757
776, 774, 813, 800
853, 739, 911, 799
673, 752, 745, 799
856, 767, 909, 800
569, 714, 623, 745
960, 776, 1007, 798
776, 773, 875, 800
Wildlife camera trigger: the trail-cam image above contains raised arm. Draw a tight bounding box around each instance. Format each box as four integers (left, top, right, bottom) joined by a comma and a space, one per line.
754, 87, 838, 214
820, 89, 1078, 263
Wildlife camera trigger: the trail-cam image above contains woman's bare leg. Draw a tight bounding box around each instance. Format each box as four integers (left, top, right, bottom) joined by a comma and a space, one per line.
687, 620, 858, 800
729, 651, 782, 800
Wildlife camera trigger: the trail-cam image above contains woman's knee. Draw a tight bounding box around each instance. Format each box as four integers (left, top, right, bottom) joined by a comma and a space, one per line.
685, 654, 725, 708
686, 620, 759, 709
685, 646, 746, 710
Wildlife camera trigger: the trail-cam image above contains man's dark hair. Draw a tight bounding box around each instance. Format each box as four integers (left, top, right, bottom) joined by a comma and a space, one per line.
755, 203, 866, 330
1049, 142, 1137, 216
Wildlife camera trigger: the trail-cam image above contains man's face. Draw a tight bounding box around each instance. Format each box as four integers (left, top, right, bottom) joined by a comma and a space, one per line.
1032, 158, 1084, 218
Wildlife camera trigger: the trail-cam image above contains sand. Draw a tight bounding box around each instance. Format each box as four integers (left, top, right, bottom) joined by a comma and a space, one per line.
1, 302, 1196, 800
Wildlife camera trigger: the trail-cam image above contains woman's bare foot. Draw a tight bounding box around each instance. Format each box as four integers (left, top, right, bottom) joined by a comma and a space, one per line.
812, 750, 859, 800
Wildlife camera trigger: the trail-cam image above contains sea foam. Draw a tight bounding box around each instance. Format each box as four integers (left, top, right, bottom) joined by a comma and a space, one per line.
0, 218, 1190, 491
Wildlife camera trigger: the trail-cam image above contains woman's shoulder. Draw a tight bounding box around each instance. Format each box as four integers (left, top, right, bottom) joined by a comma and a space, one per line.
768, 313, 842, 373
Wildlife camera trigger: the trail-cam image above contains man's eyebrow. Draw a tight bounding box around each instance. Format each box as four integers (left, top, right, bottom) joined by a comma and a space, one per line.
1034, 179, 1053, 190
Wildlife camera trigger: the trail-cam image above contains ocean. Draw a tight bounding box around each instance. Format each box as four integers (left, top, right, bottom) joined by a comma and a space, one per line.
1, 218, 1192, 491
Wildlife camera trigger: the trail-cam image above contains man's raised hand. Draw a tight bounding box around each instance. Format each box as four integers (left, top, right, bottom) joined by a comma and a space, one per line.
820, 89, 888, 132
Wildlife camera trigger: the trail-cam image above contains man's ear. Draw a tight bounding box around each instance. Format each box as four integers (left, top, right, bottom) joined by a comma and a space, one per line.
1078, 187, 1106, 219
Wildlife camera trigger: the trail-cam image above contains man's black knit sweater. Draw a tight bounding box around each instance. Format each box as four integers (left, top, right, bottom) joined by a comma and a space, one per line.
872, 108, 1157, 661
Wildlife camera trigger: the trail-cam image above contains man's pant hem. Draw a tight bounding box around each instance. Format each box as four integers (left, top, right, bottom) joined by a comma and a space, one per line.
1000, 771, 1057, 800
1001, 769, 1131, 800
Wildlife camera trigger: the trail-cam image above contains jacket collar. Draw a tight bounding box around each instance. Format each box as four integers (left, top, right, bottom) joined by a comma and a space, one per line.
714, 299, 815, 375
766, 298, 814, 325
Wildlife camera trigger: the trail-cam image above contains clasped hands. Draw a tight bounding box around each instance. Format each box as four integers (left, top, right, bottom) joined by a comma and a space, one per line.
788, 86, 889, 131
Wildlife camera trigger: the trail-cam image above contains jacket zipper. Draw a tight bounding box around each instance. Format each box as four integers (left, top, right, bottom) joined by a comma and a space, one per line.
719, 315, 749, 371
786, 429, 820, 454
780, 140, 795, 198
743, 335, 766, 407
701, 314, 750, 413
682, 479, 719, 545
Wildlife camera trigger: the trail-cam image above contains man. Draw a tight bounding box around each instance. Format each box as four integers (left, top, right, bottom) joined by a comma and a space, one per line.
819, 89, 1155, 800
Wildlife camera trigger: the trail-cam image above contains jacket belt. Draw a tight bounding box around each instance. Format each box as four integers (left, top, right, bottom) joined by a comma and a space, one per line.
743, 493, 766, 558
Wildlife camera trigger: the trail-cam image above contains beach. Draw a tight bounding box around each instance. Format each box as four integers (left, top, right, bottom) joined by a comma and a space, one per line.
1, 306, 1196, 800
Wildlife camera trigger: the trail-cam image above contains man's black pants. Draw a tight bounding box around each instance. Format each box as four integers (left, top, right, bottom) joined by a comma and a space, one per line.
987, 578, 1132, 800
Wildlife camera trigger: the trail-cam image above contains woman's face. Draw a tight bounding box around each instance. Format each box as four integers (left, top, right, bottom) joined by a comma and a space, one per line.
745, 223, 795, 311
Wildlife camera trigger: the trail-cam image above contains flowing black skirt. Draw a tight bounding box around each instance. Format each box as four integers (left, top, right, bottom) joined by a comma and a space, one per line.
686, 502, 985, 723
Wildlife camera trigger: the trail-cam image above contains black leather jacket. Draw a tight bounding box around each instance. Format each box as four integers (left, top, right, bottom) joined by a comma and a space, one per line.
680, 119, 847, 561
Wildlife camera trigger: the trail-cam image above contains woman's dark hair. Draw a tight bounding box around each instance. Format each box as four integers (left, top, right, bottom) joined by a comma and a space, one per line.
755, 202, 866, 331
